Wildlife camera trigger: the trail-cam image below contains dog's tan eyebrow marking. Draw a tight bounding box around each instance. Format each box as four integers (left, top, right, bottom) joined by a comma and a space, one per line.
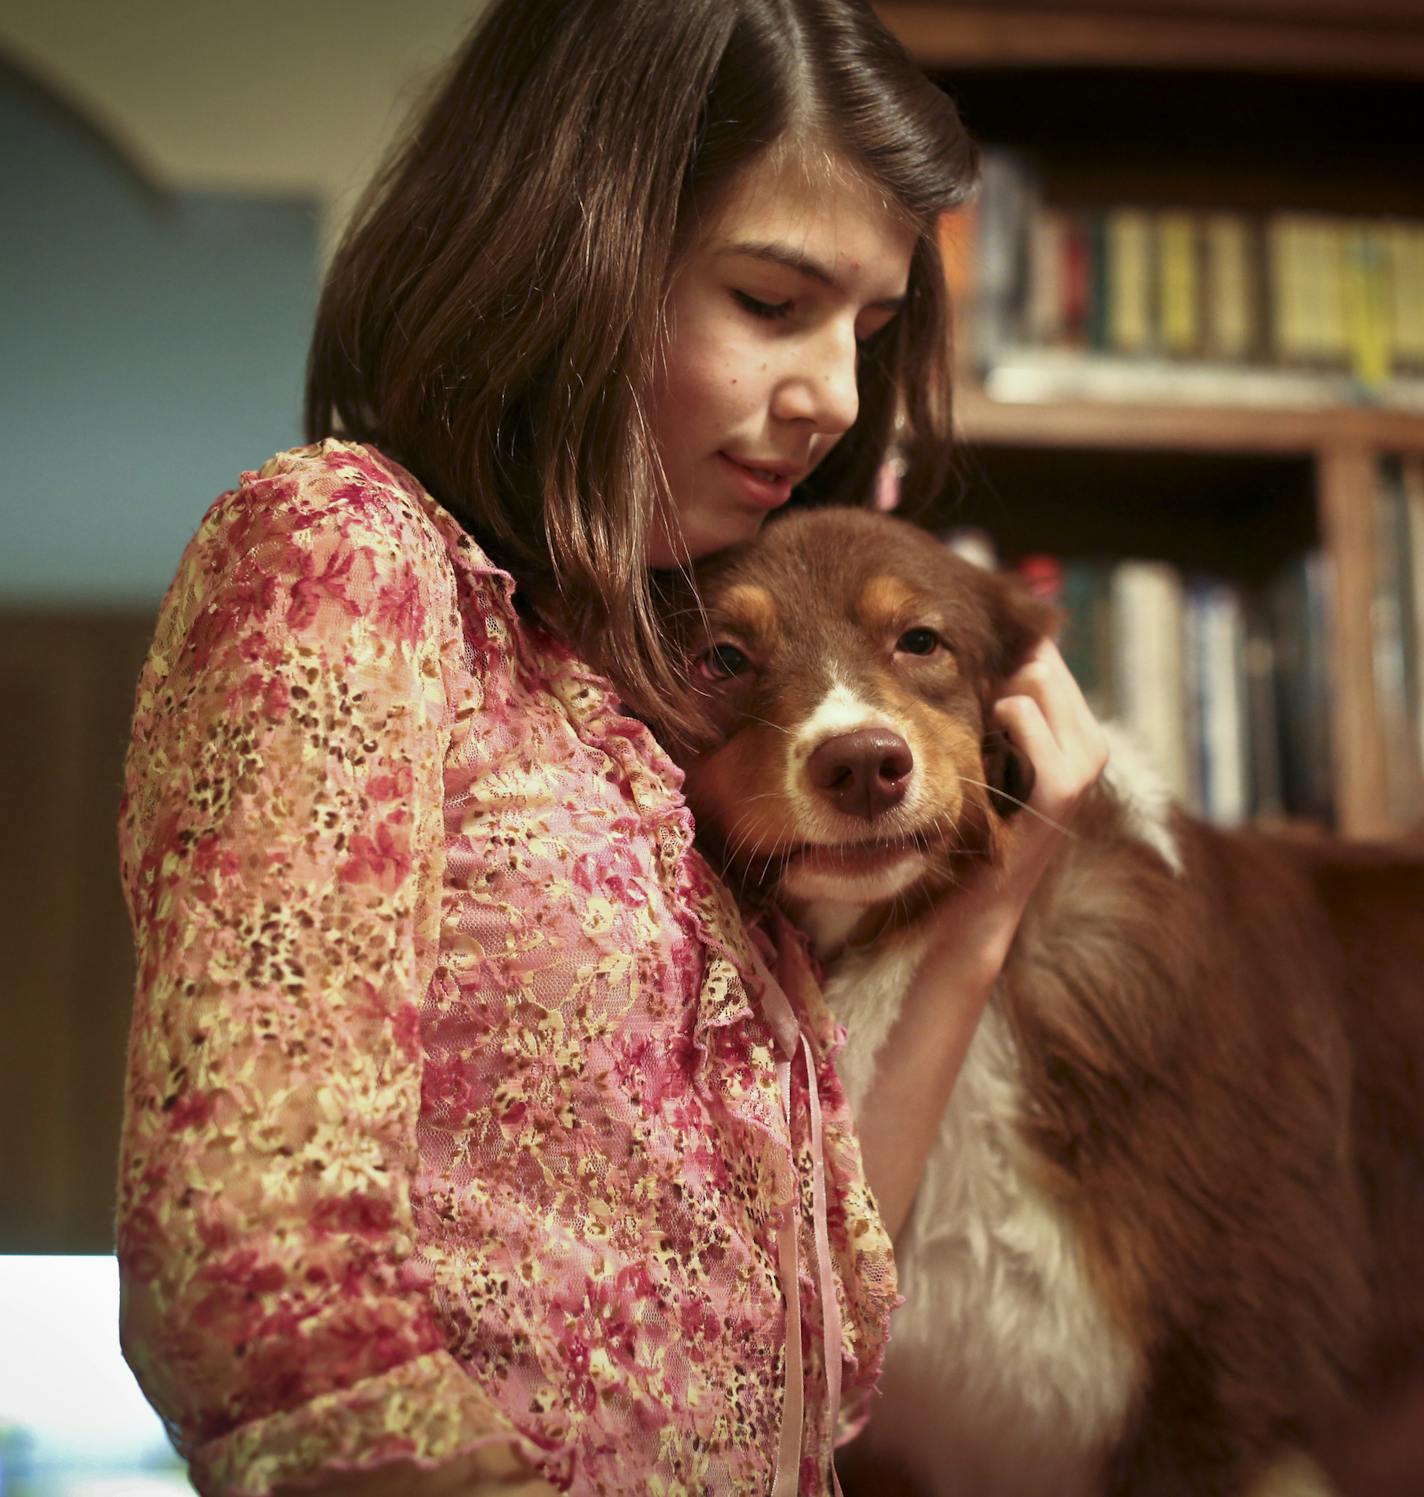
857, 574, 921, 631
713, 583, 778, 640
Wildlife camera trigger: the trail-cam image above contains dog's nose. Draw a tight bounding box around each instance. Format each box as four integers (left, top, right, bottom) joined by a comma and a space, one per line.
806, 730, 913, 820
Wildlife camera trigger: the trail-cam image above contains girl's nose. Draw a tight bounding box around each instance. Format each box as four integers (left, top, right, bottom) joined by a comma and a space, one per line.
770, 327, 860, 436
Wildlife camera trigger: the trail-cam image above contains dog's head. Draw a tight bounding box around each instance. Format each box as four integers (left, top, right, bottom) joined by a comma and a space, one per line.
670, 507, 1058, 926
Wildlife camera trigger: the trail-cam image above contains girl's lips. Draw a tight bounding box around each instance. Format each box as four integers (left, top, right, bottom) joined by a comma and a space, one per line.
718, 452, 794, 509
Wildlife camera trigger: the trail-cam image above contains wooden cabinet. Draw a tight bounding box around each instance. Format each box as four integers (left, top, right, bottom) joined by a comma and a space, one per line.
877, 1, 1424, 836
0, 611, 154, 1251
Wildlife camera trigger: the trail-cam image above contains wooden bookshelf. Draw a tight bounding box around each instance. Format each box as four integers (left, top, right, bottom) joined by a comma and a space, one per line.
878, 1, 1424, 838
876, 2, 1424, 77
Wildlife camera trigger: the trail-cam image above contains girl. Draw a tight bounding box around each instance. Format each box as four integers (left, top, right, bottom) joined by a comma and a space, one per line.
115, 1, 1107, 1493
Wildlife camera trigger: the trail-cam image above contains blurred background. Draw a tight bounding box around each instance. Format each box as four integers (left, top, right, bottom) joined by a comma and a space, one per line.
0, 0, 1420, 1491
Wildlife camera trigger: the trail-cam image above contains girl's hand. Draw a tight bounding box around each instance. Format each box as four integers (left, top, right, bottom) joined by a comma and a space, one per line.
855, 639, 1108, 1239
933, 637, 1111, 988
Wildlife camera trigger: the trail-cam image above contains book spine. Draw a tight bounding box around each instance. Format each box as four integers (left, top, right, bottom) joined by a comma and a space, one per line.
1342, 223, 1393, 388
1270, 552, 1335, 824
1088, 212, 1110, 352
1401, 454, 1424, 785
1243, 601, 1285, 821
1157, 211, 1200, 359
1391, 224, 1424, 376
1061, 210, 1092, 349
1373, 458, 1424, 824
1107, 208, 1153, 356
1203, 212, 1256, 363
1112, 560, 1189, 802
1027, 207, 1066, 348
974, 149, 1036, 362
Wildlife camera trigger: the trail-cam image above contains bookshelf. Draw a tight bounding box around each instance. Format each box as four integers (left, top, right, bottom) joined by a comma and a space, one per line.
876, 0, 1424, 838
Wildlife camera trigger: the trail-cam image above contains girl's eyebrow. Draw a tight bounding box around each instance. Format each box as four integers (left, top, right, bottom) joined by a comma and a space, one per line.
719, 240, 907, 313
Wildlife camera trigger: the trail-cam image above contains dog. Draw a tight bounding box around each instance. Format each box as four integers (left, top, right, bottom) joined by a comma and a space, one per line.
666, 506, 1424, 1497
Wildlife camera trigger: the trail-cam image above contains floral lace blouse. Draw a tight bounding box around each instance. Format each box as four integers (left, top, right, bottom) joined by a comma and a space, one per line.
116, 440, 897, 1496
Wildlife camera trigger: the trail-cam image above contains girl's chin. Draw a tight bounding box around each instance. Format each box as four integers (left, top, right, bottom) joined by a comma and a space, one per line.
648, 507, 769, 567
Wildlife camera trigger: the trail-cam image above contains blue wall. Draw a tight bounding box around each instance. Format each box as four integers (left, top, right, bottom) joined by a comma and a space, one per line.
0, 68, 318, 605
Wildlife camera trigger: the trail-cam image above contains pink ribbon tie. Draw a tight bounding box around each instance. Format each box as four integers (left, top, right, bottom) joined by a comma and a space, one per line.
747, 920, 846, 1497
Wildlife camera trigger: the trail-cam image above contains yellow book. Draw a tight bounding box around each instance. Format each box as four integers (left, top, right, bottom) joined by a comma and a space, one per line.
1386, 222, 1424, 371
1107, 209, 1152, 355
1312, 218, 1349, 369
1267, 214, 1308, 366
1203, 214, 1253, 361
1342, 223, 1393, 387
1158, 212, 1199, 357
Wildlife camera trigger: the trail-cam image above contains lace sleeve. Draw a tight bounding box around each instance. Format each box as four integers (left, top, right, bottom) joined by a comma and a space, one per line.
115, 473, 545, 1495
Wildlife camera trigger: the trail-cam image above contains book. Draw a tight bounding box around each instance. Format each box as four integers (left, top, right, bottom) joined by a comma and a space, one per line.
1402, 455, 1424, 784
1185, 579, 1250, 825
975, 148, 1037, 360
1106, 209, 1153, 356
1157, 211, 1200, 359
1342, 224, 1393, 389
1112, 560, 1189, 803
1202, 213, 1257, 363
1027, 207, 1066, 348
1388, 223, 1424, 375
1373, 459, 1424, 824
1242, 600, 1285, 822
1269, 551, 1335, 824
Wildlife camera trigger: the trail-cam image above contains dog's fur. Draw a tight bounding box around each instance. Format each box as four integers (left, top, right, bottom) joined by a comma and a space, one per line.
666, 507, 1424, 1497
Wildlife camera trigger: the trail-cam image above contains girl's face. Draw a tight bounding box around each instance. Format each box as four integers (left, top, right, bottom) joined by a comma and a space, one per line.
647, 151, 916, 566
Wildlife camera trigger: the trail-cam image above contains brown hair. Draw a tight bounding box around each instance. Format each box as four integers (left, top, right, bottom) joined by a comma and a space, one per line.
305, 0, 977, 727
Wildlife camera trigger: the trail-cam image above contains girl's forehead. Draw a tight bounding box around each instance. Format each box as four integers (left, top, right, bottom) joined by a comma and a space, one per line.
703, 150, 915, 289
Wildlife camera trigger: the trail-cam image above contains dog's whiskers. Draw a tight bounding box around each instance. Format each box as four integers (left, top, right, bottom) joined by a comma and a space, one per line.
957, 776, 1081, 840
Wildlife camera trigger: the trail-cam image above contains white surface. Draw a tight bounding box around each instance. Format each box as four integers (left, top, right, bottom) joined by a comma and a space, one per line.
0, 1256, 178, 1473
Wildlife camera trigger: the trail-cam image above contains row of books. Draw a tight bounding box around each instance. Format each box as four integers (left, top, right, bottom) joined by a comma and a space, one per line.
944, 454, 1424, 830
940, 531, 1335, 828
957, 149, 1424, 410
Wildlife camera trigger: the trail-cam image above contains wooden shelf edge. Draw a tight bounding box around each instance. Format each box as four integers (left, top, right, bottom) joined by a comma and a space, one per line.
955, 386, 1424, 455
875, 3, 1424, 78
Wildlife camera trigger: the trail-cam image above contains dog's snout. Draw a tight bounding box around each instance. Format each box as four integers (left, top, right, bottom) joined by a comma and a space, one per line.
806, 729, 913, 820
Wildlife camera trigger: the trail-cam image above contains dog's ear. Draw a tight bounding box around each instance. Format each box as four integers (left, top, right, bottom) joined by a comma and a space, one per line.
979, 567, 1064, 683
973, 568, 1060, 820
982, 727, 1036, 819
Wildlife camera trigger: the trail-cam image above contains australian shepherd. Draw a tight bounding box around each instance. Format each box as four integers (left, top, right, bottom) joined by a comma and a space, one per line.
667, 506, 1424, 1497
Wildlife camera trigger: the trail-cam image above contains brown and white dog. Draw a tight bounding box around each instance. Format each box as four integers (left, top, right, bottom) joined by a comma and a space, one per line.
668, 506, 1424, 1497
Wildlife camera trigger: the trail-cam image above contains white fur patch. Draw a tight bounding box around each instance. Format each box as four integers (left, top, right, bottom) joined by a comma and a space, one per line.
791, 679, 882, 752
1101, 722, 1184, 876
820, 930, 932, 1113
827, 967, 1139, 1496
780, 851, 928, 909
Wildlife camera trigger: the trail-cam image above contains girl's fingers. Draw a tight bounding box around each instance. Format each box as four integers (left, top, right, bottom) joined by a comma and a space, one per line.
992, 694, 1062, 802
998, 640, 1109, 794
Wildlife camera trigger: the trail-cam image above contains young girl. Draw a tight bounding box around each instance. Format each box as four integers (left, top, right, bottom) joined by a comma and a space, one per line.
115, 2, 1106, 1493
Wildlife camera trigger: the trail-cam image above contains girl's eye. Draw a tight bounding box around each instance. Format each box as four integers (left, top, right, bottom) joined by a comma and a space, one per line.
895, 627, 941, 657
733, 291, 792, 321
696, 642, 752, 682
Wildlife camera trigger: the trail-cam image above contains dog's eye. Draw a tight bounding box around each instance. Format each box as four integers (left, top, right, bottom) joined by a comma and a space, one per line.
696, 643, 751, 682
895, 627, 941, 657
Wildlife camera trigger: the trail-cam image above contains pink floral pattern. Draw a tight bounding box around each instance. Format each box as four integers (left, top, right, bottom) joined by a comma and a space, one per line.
116, 440, 896, 1495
